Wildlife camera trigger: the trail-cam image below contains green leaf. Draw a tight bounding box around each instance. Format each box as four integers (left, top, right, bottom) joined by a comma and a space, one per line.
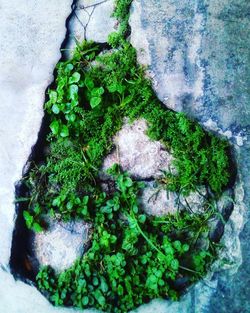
100, 276, 109, 293
33, 204, 41, 215
93, 277, 99, 286
91, 87, 104, 97
66, 200, 73, 210
93, 289, 106, 306
49, 90, 57, 103
65, 63, 73, 73
90, 97, 101, 108
69, 72, 81, 84
23, 210, 33, 229
84, 77, 95, 90
60, 125, 69, 137
81, 207, 88, 216
50, 120, 59, 135
82, 196, 89, 205
182, 244, 189, 252
68, 113, 76, 122
82, 296, 89, 306
124, 177, 133, 187
52, 197, 61, 207
52, 104, 60, 114
171, 259, 179, 271
33, 222, 43, 233
117, 284, 124, 296
138, 214, 146, 223
69, 84, 78, 100
132, 204, 138, 214
107, 83, 117, 93
173, 240, 182, 252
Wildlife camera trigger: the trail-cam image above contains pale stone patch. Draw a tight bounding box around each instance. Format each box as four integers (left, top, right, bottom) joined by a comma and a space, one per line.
140, 183, 208, 216
102, 118, 175, 179
179, 186, 207, 214
140, 182, 179, 216
34, 220, 91, 273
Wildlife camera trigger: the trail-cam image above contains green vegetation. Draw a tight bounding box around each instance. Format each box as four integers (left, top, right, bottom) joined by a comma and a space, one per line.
36, 165, 217, 312
20, 0, 231, 312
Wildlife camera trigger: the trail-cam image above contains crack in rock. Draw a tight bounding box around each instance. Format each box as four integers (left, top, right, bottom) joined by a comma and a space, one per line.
74, 6, 95, 40
65, 0, 115, 55
78, 0, 109, 10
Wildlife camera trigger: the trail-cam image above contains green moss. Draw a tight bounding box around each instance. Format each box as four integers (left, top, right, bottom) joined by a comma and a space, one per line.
20, 0, 232, 312
37, 166, 217, 313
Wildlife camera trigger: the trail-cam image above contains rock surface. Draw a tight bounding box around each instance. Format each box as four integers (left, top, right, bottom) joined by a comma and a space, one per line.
102, 118, 175, 179
130, 0, 250, 312
66, 0, 116, 57
140, 183, 208, 216
34, 220, 91, 272
140, 182, 179, 216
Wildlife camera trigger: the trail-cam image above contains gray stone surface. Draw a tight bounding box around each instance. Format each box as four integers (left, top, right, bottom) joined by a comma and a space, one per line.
34, 220, 91, 272
130, 0, 250, 312
66, 0, 116, 57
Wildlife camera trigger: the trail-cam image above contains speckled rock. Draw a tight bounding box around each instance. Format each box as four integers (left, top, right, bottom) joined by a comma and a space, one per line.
140, 182, 178, 216
34, 220, 91, 272
102, 118, 175, 179
140, 183, 209, 216
179, 186, 207, 214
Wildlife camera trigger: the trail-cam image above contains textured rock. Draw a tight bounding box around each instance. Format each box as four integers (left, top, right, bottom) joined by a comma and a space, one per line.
130, 0, 250, 144
140, 182, 179, 216
66, 0, 116, 57
140, 183, 208, 216
102, 118, 175, 179
179, 186, 207, 214
130, 0, 250, 312
34, 220, 91, 272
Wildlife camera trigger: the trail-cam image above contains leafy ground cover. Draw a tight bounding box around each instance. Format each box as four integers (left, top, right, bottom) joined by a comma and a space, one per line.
20, 0, 231, 312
